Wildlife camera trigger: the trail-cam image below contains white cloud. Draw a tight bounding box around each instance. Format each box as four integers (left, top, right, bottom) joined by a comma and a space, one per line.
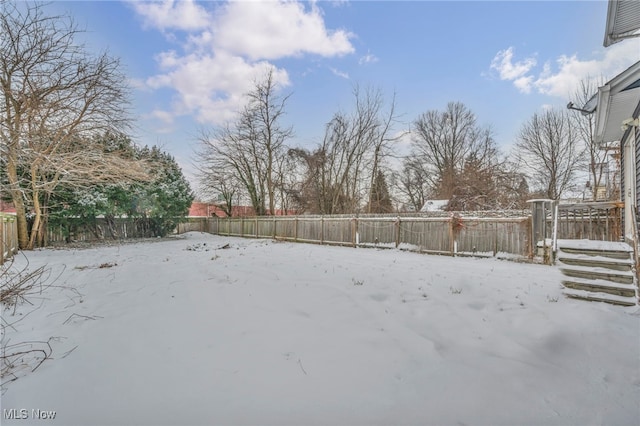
533, 41, 640, 97
359, 52, 379, 65
130, 0, 211, 31
146, 52, 290, 124
490, 41, 640, 98
490, 47, 537, 82
329, 67, 349, 79
209, 1, 354, 60
513, 76, 534, 94
150, 109, 174, 125
132, 0, 355, 128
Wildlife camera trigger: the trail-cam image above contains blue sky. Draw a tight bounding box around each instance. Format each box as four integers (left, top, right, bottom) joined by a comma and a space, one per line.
48, 1, 639, 187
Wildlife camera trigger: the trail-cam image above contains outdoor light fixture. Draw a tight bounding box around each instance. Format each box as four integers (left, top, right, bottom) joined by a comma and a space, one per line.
566, 102, 594, 114
621, 117, 640, 131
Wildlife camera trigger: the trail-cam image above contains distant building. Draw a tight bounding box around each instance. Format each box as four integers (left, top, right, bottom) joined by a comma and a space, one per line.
420, 200, 449, 212
187, 202, 296, 217
0, 200, 17, 215
187, 202, 254, 218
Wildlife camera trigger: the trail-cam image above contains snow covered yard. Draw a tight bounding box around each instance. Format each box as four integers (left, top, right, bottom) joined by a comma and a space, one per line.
1, 232, 639, 426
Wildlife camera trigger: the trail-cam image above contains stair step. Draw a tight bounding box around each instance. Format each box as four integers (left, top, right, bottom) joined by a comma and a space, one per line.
563, 288, 638, 307
557, 256, 633, 271
557, 247, 632, 260
559, 267, 635, 284
562, 279, 637, 297
557, 239, 632, 252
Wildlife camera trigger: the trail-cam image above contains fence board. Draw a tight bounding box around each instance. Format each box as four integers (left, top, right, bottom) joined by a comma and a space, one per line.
1, 214, 19, 265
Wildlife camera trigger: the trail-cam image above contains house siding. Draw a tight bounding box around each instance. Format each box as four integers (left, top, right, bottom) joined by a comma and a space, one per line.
620, 109, 640, 238
636, 126, 640, 223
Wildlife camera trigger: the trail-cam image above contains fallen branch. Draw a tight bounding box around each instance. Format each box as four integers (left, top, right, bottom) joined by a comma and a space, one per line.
62, 313, 103, 325
298, 358, 308, 376
1, 340, 53, 386
60, 345, 78, 359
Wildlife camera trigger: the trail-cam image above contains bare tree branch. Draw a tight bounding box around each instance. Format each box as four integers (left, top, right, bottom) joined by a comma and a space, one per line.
515, 108, 585, 200
1, 2, 145, 249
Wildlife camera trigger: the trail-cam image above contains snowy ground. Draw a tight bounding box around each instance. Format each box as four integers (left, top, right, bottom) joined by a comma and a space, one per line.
1, 232, 639, 426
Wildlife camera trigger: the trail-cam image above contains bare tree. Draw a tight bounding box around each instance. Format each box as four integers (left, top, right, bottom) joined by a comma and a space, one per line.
287, 147, 325, 213
196, 69, 293, 216
393, 157, 432, 212
570, 78, 616, 200
195, 157, 242, 217
515, 108, 584, 200
0, 2, 146, 249
292, 86, 400, 214
410, 102, 500, 203
273, 149, 301, 214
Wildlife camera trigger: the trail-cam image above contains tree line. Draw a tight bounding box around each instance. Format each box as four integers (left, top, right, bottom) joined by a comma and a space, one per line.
196, 72, 610, 216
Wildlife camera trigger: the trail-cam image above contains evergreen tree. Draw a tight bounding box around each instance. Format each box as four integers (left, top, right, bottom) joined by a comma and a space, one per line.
136, 147, 194, 236
48, 135, 193, 240
366, 171, 393, 213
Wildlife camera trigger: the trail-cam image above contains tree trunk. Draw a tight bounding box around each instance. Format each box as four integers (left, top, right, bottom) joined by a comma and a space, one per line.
14, 197, 29, 250
28, 179, 42, 250
6, 158, 30, 249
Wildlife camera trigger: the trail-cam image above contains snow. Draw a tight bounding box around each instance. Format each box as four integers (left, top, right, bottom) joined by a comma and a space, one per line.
557, 239, 633, 252
2, 232, 639, 425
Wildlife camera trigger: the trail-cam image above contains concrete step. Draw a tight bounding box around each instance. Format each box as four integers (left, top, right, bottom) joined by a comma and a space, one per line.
557, 256, 633, 272
557, 246, 632, 260
562, 279, 637, 298
559, 266, 635, 284
556, 240, 638, 306
563, 288, 638, 307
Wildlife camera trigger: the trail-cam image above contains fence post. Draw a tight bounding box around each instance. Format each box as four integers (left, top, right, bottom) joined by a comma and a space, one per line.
395, 216, 400, 248
321, 216, 325, 245
295, 216, 298, 242
351, 216, 357, 247
255, 217, 259, 238
1, 217, 5, 265
448, 217, 455, 256
273, 215, 277, 239
13, 218, 17, 255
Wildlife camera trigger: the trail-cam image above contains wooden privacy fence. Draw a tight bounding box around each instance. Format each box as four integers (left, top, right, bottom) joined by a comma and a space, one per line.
48, 219, 147, 244
47, 217, 192, 244
1, 214, 19, 265
176, 218, 210, 234
30, 202, 621, 263
195, 215, 533, 259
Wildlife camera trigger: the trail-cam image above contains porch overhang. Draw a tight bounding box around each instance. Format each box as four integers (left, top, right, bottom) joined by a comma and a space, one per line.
604, 0, 640, 47
583, 61, 640, 144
